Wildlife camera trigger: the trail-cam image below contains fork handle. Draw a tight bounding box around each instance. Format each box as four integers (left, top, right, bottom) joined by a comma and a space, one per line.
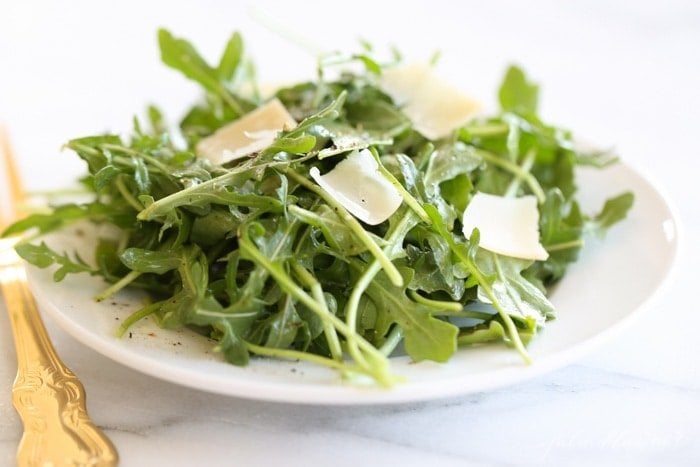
2, 264, 118, 466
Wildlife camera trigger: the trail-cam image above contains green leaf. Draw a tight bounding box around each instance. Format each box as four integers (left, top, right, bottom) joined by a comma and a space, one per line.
158, 28, 246, 116
575, 148, 618, 168
1, 203, 123, 238
264, 295, 303, 349
214, 320, 249, 365
475, 250, 555, 325
424, 142, 482, 186
589, 192, 634, 236
458, 320, 505, 346
353, 54, 382, 75
345, 94, 409, 135
498, 65, 539, 114
440, 174, 472, 213
406, 226, 465, 300
65, 135, 122, 174
15, 242, 94, 281
262, 135, 316, 156
529, 188, 585, 283
94, 165, 121, 191
364, 267, 458, 363
147, 105, 166, 134
119, 247, 182, 274
217, 32, 243, 82
132, 155, 151, 193
158, 28, 222, 98
317, 122, 392, 159
189, 208, 239, 246
285, 90, 348, 138
157, 245, 209, 328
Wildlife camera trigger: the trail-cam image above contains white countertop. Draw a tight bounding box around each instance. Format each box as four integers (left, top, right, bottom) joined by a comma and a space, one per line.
1, 1, 699, 465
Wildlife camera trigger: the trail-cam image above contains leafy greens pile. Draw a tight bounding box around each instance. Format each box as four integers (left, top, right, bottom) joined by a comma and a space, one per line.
4, 29, 634, 386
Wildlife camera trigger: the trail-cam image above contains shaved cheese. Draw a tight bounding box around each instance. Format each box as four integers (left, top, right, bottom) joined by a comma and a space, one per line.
380, 63, 481, 140
462, 193, 549, 261
309, 149, 402, 225
196, 98, 296, 165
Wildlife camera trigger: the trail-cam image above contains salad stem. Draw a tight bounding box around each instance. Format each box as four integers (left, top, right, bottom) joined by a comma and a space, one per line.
474, 148, 545, 203
379, 325, 404, 356
343, 210, 417, 366
465, 266, 531, 363
95, 270, 142, 302
239, 227, 394, 385
290, 260, 343, 361
370, 150, 431, 224
545, 239, 585, 252
115, 175, 144, 211
285, 167, 404, 287
244, 342, 351, 372
504, 149, 536, 198
137, 158, 287, 220
116, 300, 162, 337
407, 290, 463, 312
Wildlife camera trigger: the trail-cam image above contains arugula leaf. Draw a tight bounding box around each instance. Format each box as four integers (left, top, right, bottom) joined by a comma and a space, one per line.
588, 192, 635, 236
119, 247, 182, 274
362, 267, 458, 363
158, 29, 224, 98
158, 28, 249, 116
498, 65, 539, 114
530, 188, 585, 283
475, 250, 554, 325
15, 242, 94, 281
1, 203, 132, 238
217, 32, 243, 82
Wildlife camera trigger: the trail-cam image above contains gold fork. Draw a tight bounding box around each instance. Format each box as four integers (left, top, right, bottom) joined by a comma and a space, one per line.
0, 128, 118, 466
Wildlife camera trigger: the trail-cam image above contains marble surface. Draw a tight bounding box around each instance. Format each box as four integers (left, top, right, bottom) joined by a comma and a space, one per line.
1, 1, 699, 465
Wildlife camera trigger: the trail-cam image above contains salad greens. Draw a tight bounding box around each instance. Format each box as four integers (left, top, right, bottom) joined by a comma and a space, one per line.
3, 29, 633, 386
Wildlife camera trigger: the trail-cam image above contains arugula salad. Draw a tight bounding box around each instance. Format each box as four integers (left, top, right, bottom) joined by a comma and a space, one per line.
3, 30, 633, 386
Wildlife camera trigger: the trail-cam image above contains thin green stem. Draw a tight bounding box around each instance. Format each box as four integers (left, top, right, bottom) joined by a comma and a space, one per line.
138, 160, 259, 220
239, 230, 394, 386
474, 148, 545, 203
545, 239, 585, 252
95, 270, 142, 302
370, 151, 431, 224
343, 210, 417, 367
290, 260, 343, 361
244, 341, 352, 372
425, 206, 531, 363
116, 301, 162, 337
463, 123, 509, 137
467, 265, 531, 363
286, 167, 403, 287
101, 144, 172, 175
504, 149, 536, 198
379, 325, 404, 356
115, 175, 144, 211
219, 88, 245, 116
407, 290, 463, 312
457, 321, 505, 346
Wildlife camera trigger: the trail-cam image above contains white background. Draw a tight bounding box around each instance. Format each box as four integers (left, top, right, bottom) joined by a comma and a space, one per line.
1, 1, 699, 465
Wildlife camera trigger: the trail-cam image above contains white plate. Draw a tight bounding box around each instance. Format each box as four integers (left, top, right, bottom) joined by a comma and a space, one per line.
27, 162, 680, 405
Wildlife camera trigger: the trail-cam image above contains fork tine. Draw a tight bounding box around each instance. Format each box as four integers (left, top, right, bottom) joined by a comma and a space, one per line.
0, 127, 26, 227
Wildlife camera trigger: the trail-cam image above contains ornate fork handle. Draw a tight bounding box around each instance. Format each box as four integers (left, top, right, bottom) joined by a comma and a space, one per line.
1, 256, 118, 466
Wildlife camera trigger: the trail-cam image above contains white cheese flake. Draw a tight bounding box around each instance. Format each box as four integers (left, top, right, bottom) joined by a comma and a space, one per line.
196, 98, 296, 165
380, 63, 481, 140
462, 192, 549, 261
309, 149, 402, 225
